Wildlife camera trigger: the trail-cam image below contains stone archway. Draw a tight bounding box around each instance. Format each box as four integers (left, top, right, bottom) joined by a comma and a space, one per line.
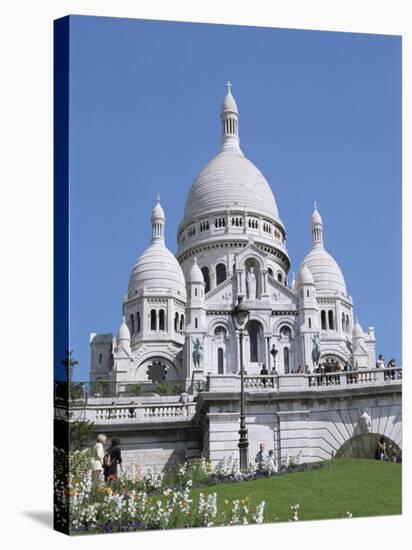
335, 433, 401, 460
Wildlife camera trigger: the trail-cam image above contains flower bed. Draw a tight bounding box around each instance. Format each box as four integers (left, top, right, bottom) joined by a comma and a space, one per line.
54, 452, 326, 534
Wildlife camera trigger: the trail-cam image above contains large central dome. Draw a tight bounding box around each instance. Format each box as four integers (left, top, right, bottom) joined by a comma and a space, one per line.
183, 149, 279, 221
182, 85, 279, 224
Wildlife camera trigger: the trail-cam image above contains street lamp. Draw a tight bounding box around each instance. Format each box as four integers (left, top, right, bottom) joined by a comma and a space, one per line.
231, 296, 250, 472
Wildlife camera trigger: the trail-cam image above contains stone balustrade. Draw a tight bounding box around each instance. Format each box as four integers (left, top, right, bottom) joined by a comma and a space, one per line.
71, 402, 196, 424
207, 367, 402, 393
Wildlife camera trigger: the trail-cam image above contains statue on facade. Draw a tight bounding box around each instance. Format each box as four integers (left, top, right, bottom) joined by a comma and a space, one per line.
192, 337, 203, 368
311, 334, 321, 367
270, 344, 278, 369
359, 411, 372, 434
247, 267, 257, 299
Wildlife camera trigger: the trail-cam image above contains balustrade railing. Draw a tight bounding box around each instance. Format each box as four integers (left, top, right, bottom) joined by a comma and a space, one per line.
207, 367, 402, 393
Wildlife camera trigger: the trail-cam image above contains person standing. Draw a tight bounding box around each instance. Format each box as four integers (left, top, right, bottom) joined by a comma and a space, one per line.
90, 433, 107, 486
267, 449, 278, 473
255, 443, 269, 471
104, 437, 123, 482
377, 437, 387, 461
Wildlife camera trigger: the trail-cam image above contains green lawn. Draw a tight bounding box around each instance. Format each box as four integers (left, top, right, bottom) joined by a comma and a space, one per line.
191, 459, 401, 522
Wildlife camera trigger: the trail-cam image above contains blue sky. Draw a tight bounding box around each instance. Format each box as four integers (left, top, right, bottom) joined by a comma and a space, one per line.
66, 16, 401, 380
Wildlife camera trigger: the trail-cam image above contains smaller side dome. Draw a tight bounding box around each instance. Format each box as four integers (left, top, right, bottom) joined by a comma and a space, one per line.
297, 263, 314, 286
117, 316, 131, 342
352, 319, 364, 339
188, 257, 204, 284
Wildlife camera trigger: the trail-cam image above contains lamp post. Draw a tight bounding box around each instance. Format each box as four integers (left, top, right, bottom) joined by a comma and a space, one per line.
231, 296, 250, 472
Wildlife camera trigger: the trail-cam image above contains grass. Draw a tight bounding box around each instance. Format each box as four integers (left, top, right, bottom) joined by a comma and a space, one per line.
190, 459, 402, 522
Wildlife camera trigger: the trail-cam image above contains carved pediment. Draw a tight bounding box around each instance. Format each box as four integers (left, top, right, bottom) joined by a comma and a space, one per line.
267, 275, 296, 304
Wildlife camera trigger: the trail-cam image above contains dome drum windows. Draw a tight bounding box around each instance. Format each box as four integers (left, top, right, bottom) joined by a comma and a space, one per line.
248, 218, 259, 229
188, 225, 196, 238
263, 222, 272, 234
231, 216, 243, 227
199, 219, 209, 232
214, 217, 226, 228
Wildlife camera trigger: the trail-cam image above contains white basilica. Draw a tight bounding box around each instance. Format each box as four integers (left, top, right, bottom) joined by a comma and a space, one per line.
90, 84, 377, 392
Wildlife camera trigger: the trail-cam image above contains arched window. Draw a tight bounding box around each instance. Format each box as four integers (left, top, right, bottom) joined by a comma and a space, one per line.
247, 321, 261, 362
180, 314, 185, 331
150, 309, 157, 331
195, 288, 198, 297
268, 268, 274, 277
201, 266, 210, 293
342, 312, 346, 332
321, 310, 327, 330
195, 318, 198, 329
174, 312, 179, 331
277, 272, 283, 282
136, 312, 141, 333
130, 314, 135, 335
328, 310, 334, 330
214, 325, 227, 338
216, 263, 227, 285
283, 347, 290, 374
306, 289, 310, 297
345, 314, 350, 333
159, 309, 165, 331
308, 317, 312, 329
98, 353, 103, 364
218, 348, 224, 374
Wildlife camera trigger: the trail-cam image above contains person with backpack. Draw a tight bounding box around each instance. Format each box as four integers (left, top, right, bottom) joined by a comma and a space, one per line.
103, 437, 123, 482
90, 433, 107, 486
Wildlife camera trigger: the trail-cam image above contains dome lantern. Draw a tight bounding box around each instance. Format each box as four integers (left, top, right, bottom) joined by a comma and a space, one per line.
151, 194, 165, 242
220, 81, 241, 153
312, 201, 324, 247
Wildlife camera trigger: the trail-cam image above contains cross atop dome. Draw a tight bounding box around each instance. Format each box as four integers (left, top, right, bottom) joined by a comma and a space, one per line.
226, 80, 233, 94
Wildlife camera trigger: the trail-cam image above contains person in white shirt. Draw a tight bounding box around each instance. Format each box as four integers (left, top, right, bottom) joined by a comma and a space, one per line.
90, 433, 107, 485
267, 449, 278, 473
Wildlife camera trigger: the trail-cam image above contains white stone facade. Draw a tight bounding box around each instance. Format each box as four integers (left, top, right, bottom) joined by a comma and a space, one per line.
86, 85, 400, 470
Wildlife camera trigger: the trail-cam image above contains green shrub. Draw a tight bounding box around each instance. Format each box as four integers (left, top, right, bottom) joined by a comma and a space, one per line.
155, 381, 183, 395
130, 383, 142, 396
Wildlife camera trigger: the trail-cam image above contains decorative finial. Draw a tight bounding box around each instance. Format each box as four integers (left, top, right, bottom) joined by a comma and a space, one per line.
122, 315, 126, 323
314, 201, 318, 211
194, 257, 198, 265
226, 80, 232, 94
156, 193, 160, 203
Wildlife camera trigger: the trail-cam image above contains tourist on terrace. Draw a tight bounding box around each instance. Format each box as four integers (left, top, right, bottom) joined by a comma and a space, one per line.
104, 437, 123, 482
376, 354, 385, 368
90, 433, 107, 486
255, 443, 269, 471
260, 364, 269, 387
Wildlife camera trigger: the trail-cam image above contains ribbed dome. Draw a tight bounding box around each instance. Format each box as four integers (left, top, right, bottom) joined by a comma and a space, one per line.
302, 246, 347, 296
188, 257, 204, 283
183, 150, 279, 221
128, 242, 187, 299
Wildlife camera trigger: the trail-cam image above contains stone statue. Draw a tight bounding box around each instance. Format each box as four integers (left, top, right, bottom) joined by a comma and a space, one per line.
359, 411, 372, 434
247, 267, 257, 299
270, 344, 278, 369
311, 334, 321, 367
192, 337, 203, 368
